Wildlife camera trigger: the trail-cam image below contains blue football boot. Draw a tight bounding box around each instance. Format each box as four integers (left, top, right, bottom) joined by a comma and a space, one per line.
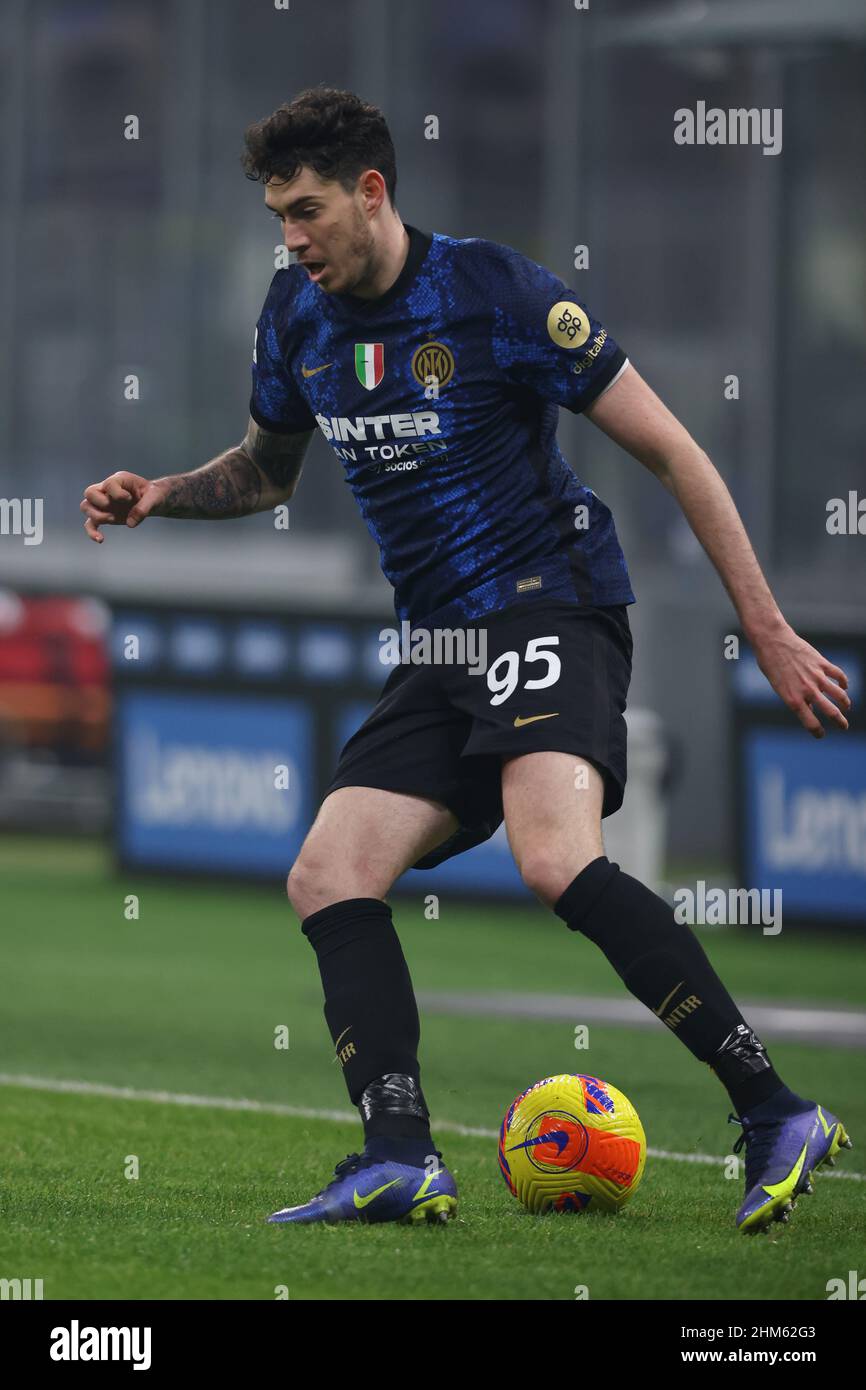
729, 1089, 853, 1233
267, 1149, 458, 1226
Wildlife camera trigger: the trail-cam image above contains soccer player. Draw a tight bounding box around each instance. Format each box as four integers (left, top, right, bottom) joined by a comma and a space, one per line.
81, 87, 853, 1232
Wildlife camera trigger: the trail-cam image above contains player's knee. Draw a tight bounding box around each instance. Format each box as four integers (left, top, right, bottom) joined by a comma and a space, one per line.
287, 846, 382, 920
286, 853, 325, 920
517, 846, 599, 909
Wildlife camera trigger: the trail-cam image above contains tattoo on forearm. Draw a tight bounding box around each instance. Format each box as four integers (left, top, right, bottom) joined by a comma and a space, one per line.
156, 422, 312, 519
243, 420, 313, 492
158, 450, 263, 519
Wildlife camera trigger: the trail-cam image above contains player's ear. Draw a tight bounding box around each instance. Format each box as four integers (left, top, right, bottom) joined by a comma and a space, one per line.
359, 169, 387, 217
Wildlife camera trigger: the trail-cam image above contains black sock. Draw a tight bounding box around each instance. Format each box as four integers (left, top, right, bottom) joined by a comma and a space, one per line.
301, 898, 433, 1146
554, 858, 784, 1115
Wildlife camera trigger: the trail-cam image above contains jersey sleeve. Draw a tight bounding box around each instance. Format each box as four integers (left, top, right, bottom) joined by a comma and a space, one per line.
249, 272, 317, 434
490, 250, 628, 414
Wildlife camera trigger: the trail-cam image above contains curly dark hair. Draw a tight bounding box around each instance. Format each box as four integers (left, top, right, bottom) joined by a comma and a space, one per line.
242, 87, 397, 204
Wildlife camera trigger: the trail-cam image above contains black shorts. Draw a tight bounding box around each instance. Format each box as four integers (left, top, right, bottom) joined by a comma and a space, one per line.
324, 601, 633, 870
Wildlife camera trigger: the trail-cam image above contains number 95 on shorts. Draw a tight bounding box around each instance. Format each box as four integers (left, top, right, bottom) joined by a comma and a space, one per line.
439, 599, 633, 819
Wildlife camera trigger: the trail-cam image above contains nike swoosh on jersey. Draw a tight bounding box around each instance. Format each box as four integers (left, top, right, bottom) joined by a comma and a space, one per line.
301, 362, 333, 378
513, 713, 560, 727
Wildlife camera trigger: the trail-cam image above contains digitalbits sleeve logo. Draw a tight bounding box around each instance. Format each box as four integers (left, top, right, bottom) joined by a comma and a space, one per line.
547, 301, 591, 349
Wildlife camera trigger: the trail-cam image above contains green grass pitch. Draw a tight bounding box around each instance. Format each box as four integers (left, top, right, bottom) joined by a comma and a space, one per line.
1, 836, 864, 1300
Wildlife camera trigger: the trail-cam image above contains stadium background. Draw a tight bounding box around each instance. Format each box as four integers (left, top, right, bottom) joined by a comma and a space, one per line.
1, 0, 864, 1302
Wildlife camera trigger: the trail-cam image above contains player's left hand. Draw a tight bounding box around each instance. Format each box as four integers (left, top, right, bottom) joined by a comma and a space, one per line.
752, 623, 852, 738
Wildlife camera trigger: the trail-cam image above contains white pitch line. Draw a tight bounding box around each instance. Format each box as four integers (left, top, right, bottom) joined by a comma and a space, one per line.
0, 1072, 862, 1181
417, 991, 866, 1048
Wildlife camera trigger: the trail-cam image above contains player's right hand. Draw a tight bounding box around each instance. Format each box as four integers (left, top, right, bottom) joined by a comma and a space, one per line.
80, 472, 166, 543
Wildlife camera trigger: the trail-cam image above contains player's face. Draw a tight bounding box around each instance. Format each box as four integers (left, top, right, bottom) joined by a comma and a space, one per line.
264, 167, 376, 294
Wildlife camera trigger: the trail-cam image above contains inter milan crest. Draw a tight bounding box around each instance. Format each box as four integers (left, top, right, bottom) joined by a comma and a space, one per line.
411, 340, 455, 389
355, 342, 384, 390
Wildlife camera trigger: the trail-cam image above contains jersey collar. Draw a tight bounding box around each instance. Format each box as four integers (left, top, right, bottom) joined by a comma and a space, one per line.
327, 223, 432, 316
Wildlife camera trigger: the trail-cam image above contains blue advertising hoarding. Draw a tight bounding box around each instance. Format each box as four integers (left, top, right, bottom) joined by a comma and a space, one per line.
116, 689, 313, 873
742, 729, 866, 921
111, 603, 533, 896
732, 631, 866, 927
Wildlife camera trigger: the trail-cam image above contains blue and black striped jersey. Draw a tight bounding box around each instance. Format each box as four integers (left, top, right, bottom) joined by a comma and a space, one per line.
250, 224, 635, 626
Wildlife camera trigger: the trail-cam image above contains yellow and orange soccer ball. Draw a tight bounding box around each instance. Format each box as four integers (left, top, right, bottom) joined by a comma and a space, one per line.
498, 1074, 646, 1214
